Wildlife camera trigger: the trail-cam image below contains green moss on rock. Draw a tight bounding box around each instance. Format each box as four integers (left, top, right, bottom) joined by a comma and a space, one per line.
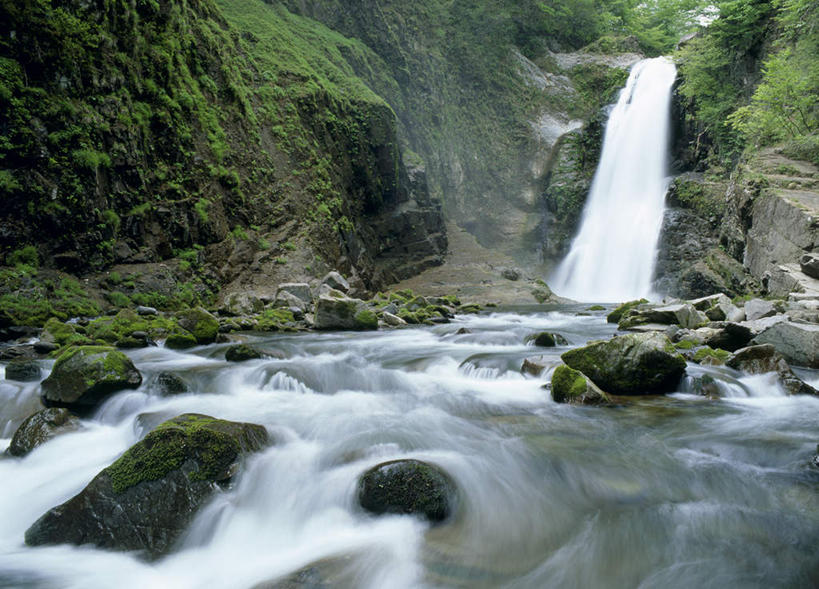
176, 307, 219, 344
353, 309, 378, 330
607, 299, 649, 324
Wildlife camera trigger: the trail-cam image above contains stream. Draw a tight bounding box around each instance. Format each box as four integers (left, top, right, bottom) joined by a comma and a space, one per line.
1, 307, 818, 588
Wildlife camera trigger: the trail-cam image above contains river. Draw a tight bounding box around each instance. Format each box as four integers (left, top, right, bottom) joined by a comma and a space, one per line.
1, 307, 818, 588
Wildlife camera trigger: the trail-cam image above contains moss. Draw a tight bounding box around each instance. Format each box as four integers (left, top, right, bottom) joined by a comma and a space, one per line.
607, 299, 649, 324
353, 309, 378, 330
675, 340, 696, 350
165, 328, 198, 350
176, 308, 219, 344
256, 308, 295, 331
693, 346, 731, 364
587, 305, 605, 311
42, 318, 78, 346
551, 365, 588, 401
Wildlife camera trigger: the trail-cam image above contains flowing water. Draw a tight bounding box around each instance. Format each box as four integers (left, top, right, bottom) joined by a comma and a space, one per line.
1, 308, 818, 589
552, 58, 678, 302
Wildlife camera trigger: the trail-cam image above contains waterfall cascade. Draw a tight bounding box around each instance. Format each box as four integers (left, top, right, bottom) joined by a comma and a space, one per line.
551, 57, 678, 302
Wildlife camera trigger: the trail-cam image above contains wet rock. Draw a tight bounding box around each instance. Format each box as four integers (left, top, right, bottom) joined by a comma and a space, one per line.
164, 328, 198, 350
521, 355, 558, 377
321, 271, 349, 293
381, 312, 406, 327
744, 299, 778, 321
550, 365, 611, 405
155, 372, 188, 395
687, 374, 721, 399
561, 333, 686, 395
527, 332, 569, 347
726, 344, 818, 396
7, 408, 81, 457
314, 295, 377, 330
752, 321, 819, 368
0, 345, 37, 361
24, 414, 268, 559
799, 253, 819, 279
41, 346, 142, 411
176, 307, 219, 344
455, 328, 471, 335
5, 360, 41, 382
225, 344, 263, 362
607, 299, 649, 324
358, 459, 456, 524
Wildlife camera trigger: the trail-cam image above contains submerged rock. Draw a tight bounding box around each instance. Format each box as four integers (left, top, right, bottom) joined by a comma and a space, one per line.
726, 344, 818, 396
7, 408, 81, 457
358, 459, 456, 524
155, 372, 188, 395
41, 346, 142, 411
550, 365, 611, 405
561, 333, 686, 395
225, 344, 263, 362
527, 332, 570, 347
24, 414, 268, 559
5, 360, 42, 382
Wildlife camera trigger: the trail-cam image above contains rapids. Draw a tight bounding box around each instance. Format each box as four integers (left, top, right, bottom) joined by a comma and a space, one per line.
0, 308, 818, 588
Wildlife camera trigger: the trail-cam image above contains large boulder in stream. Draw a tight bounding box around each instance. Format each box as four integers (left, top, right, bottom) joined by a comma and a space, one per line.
358, 459, 457, 524
550, 365, 611, 405
7, 408, 81, 457
24, 414, 268, 559
41, 346, 142, 411
561, 333, 686, 395
176, 307, 220, 344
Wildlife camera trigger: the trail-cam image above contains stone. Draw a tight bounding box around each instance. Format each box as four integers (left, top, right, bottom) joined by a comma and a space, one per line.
800, 253, 819, 279
358, 459, 456, 524
222, 293, 263, 316
619, 303, 707, 330
500, 267, 520, 281
381, 312, 406, 327
607, 299, 649, 324
275, 283, 312, 306
527, 332, 570, 347
136, 306, 158, 316
7, 408, 81, 457
41, 346, 142, 411
700, 322, 753, 352
313, 295, 377, 330
155, 372, 188, 395
24, 414, 268, 559
689, 293, 731, 311
687, 374, 721, 399
561, 333, 687, 395
744, 299, 778, 321
176, 307, 219, 344
753, 321, 819, 368
5, 360, 41, 382
33, 341, 60, 354
550, 365, 611, 405
225, 344, 263, 362
726, 344, 818, 396
521, 356, 556, 377
273, 291, 308, 312
321, 271, 349, 293
164, 328, 198, 350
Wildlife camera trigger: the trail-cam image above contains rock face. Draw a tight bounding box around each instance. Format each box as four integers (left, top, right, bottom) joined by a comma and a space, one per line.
41, 346, 142, 410
358, 459, 456, 524
561, 333, 687, 395
7, 408, 81, 457
313, 295, 377, 330
753, 321, 819, 368
25, 414, 268, 559
550, 365, 610, 405
726, 344, 817, 396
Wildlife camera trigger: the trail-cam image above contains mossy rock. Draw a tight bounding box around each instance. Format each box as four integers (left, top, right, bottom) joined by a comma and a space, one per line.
561, 333, 686, 395
551, 365, 610, 405
353, 309, 378, 330
358, 459, 457, 524
176, 307, 219, 344
607, 299, 649, 324
24, 414, 268, 559
527, 331, 570, 347
225, 344, 263, 362
693, 346, 731, 365
41, 346, 142, 410
155, 372, 188, 395
41, 318, 78, 347
7, 408, 81, 457
164, 328, 198, 350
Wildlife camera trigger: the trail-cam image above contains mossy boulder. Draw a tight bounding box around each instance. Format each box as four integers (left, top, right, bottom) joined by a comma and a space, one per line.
353, 309, 378, 330
550, 365, 611, 405
176, 307, 219, 344
314, 295, 377, 330
527, 332, 570, 347
7, 408, 81, 457
41, 346, 142, 410
225, 344, 263, 362
606, 299, 649, 324
24, 414, 268, 559
40, 318, 78, 347
561, 333, 687, 395
358, 459, 457, 524
5, 359, 42, 382
164, 327, 198, 350
155, 372, 188, 395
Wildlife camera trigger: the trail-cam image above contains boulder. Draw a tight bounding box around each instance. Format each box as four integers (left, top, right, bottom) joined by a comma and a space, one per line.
272, 291, 308, 312
381, 312, 407, 327
321, 271, 349, 293
687, 374, 721, 399
164, 328, 198, 350
527, 332, 570, 347
275, 283, 312, 307
620, 303, 707, 330
222, 293, 263, 316
799, 253, 819, 280
225, 344, 263, 362
7, 408, 81, 457
313, 295, 377, 331
25, 414, 268, 559
700, 322, 753, 352
606, 299, 648, 324
550, 365, 611, 405
358, 459, 456, 524
41, 346, 142, 410
753, 321, 819, 368
5, 360, 42, 382
727, 344, 818, 396
743, 298, 778, 321
500, 267, 520, 281
136, 306, 158, 316
176, 307, 219, 344
689, 293, 731, 311
155, 372, 188, 395
521, 356, 556, 377
561, 333, 686, 395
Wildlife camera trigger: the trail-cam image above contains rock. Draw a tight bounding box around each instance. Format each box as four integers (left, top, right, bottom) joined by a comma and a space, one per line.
800, 253, 819, 279
225, 344, 263, 362
33, 341, 60, 354
176, 307, 219, 344
357, 459, 456, 524
273, 291, 309, 312
500, 267, 520, 281
727, 344, 818, 396
687, 374, 721, 399
7, 408, 81, 457
561, 333, 687, 395
222, 293, 263, 316
40, 318, 78, 346
700, 322, 753, 351
753, 321, 819, 368
689, 293, 731, 311
313, 295, 377, 330
619, 303, 707, 330
527, 331, 569, 347
136, 306, 158, 316
41, 346, 142, 410
275, 283, 312, 306
381, 312, 407, 327
321, 271, 349, 293
744, 299, 778, 321
5, 360, 41, 382
25, 414, 268, 559
550, 365, 611, 405
164, 328, 198, 350
455, 328, 471, 335
607, 299, 648, 324
521, 356, 556, 377
155, 372, 188, 395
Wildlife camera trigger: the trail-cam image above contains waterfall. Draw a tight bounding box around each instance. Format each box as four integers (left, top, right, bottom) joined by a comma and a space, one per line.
551, 57, 678, 302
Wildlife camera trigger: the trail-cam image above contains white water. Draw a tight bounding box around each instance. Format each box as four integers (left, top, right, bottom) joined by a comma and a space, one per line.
552, 57, 678, 302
